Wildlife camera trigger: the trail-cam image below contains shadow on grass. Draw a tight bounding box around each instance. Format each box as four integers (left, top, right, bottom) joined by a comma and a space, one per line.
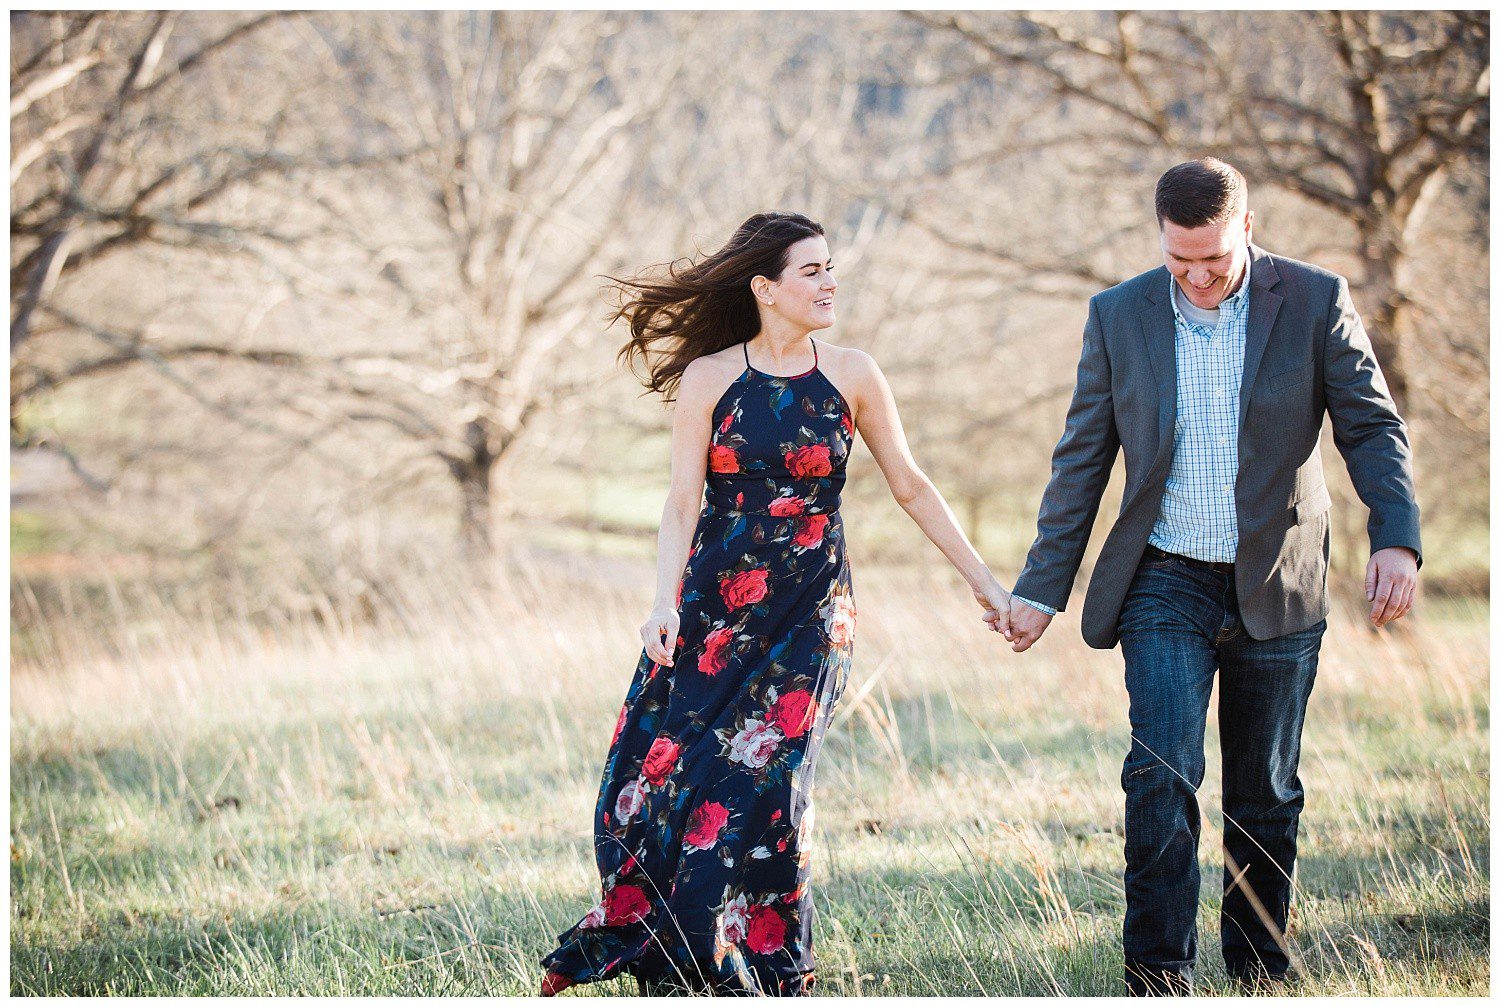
11, 840, 1488, 996
12, 678, 1487, 996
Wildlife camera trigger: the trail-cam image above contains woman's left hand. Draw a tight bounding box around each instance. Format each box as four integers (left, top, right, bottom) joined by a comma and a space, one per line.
972, 577, 1012, 637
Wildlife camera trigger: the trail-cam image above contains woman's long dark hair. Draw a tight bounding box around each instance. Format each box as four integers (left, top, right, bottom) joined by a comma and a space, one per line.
612, 211, 826, 401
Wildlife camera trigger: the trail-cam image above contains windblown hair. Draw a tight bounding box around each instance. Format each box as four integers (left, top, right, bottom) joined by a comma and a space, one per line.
1155, 157, 1248, 229
612, 211, 826, 401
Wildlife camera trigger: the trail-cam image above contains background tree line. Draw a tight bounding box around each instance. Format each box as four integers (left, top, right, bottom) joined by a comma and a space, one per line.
11, 10, 1488, 616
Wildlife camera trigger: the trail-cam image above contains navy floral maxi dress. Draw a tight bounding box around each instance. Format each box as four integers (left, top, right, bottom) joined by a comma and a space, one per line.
542, 339, 856, 995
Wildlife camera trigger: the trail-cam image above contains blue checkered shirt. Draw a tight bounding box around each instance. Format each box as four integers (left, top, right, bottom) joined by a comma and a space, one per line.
1149, 277, 1250, 563
1014, 275, 1251, 617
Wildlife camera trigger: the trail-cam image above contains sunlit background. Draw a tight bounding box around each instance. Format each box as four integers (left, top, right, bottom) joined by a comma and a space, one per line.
11, 11, 1488, 995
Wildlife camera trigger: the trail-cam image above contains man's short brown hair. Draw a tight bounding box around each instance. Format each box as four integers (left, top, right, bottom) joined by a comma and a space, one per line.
1155, 158, 1248, 229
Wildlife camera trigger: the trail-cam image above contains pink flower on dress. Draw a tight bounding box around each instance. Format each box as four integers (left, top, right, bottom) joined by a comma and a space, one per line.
580, 903, 606, 929
821, 594, 856, 649
727, 718, 783, 770
683, 801, 731, 851
717, 894, 750, 946
614, 779, 645, 825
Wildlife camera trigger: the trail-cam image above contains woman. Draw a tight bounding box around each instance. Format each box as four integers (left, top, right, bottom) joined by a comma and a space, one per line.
540, 212, 1013, 996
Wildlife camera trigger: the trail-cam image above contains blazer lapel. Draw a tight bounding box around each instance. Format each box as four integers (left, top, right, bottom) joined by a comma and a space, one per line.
1140, 268, 1177, 472
1239, 245, 1283, 426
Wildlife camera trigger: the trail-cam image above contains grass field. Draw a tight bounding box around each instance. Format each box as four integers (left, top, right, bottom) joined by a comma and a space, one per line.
10, 557, 1489, 995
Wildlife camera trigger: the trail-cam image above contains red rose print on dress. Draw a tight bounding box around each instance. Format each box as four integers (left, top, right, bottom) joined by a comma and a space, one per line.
792, 514, 828, 549
604, 883, 650, 925
745, 904, 788, 954
768, 496, 807, 517
683, 801, 731, 851
720, 568, 769, 610
699, 626, 733, 676
709, 445, 740, 474
785, 444, 832, 478
546, 347, 856, 988
641, 737, 681, 787
767, 689, 817, 739
611, 705, 628, 746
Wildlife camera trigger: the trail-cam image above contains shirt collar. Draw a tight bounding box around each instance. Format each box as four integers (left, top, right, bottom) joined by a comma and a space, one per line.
1169, 266, 1250, 326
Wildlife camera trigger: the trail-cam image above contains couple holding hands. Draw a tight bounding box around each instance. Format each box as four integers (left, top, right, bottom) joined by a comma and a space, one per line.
539, 157, 1421, 997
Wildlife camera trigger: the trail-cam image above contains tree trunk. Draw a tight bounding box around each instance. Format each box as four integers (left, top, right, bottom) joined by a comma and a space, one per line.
1354, 219, 1412, 412
457, 462, 493, 562
453, 416, 497, 566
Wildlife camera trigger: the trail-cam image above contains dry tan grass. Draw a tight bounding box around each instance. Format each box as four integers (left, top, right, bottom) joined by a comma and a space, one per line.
10, 557, 1489, 995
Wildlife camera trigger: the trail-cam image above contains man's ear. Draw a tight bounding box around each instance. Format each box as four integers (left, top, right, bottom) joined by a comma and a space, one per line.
1243, 209, 1255, 244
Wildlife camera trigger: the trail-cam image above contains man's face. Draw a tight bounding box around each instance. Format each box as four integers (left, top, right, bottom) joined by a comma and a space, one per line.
1160, 209, 1254, 310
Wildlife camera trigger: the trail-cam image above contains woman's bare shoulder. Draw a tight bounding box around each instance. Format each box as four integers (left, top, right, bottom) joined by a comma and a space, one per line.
679, 346, 747, 405
816, 340, 876, 395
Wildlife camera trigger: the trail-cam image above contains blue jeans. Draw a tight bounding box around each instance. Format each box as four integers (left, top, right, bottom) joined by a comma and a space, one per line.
1116, 552, 1324, 994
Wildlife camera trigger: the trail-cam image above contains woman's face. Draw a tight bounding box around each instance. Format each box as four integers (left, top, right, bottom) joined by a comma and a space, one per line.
758, 235, 836, 331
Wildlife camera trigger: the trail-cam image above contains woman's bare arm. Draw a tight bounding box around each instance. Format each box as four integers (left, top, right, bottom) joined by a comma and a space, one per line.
844, 349, 1011, 629
640, 359, 723, 665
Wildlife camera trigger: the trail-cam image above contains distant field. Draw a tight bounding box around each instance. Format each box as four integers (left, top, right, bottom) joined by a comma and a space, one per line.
10, 559, 1489, 995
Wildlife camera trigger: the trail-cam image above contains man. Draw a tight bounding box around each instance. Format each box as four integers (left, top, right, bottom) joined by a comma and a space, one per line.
1004, 158, 1420, 995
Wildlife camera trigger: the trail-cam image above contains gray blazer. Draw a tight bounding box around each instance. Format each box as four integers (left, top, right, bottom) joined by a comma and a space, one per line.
1013, 245, 1421, 649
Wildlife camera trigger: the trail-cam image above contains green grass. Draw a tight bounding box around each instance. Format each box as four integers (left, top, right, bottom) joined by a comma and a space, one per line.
10, 563, 1489, 995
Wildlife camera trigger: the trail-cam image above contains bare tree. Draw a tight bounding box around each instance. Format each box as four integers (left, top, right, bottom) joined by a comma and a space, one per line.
9, 13, 309, 348
295, 12, 701, 559
905, 10, 1489, 409
12, 12, 705, 564
9, 10, 347, 484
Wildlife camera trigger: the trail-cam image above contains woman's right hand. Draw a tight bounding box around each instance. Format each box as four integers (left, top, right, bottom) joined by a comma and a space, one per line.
639, 605, 681, 666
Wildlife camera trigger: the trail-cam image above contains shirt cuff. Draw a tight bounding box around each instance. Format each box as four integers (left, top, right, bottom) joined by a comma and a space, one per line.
1012, 595, 1058, 617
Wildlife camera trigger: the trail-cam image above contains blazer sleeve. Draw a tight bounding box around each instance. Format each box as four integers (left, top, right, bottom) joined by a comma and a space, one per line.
1322, 275, 1422, 565
1012, 295, 1121, 610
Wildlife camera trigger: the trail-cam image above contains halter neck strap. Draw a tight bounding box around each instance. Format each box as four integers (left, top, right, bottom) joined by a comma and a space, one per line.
743, 339, 818, 374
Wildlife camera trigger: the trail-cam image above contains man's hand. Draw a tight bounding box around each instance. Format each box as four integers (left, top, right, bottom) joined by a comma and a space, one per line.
1006, 602, 1053, 653
1365, 547, 1418, 628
